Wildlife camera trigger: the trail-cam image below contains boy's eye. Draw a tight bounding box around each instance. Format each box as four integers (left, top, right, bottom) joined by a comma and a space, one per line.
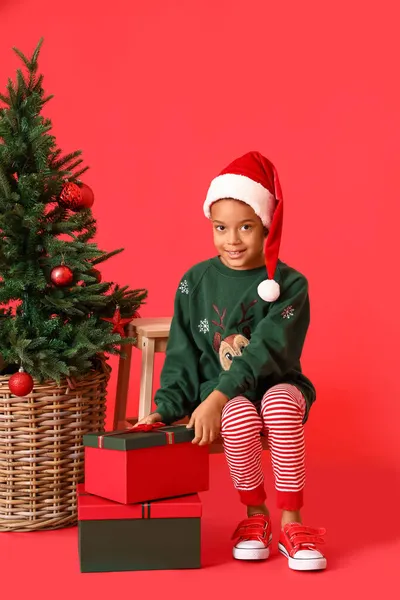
241, 224, 251, 231
215, 225, 225, 231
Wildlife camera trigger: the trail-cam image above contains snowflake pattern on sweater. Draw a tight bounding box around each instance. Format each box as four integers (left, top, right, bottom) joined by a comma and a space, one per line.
179, 280, 189, 294
281, 305, 295, 319
198, 318, 209, 334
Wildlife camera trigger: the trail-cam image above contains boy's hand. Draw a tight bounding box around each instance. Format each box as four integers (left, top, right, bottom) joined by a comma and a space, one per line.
187, 391, 228, 445
133, 412, 163, 428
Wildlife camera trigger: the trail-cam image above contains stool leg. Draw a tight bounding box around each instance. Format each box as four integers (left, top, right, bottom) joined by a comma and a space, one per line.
113, 343, 133, 430
138, 336, 155, 420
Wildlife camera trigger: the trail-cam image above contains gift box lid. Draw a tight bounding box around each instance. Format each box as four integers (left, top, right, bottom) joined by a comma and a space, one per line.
83, 423, 195, 451
77, 484, 202, 521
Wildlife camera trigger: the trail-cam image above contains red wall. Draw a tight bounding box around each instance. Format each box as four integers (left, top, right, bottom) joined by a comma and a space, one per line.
1, 1, 399, 467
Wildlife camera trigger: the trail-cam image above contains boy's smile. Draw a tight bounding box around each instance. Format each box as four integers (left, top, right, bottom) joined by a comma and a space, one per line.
210, 199, 266, 271
227, 249, 245, 259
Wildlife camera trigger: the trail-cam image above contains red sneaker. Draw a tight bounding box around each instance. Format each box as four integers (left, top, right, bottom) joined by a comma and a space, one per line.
232, 514, 272, 560
278, 523, 327, 571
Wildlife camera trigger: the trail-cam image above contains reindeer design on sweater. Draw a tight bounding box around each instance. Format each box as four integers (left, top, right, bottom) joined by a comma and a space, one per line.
212, 300, 258, 370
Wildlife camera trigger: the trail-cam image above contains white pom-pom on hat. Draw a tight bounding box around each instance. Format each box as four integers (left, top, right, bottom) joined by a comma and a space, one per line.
257, 279, 281, 302
260, 172, 283, 301
203, 151, 284, 302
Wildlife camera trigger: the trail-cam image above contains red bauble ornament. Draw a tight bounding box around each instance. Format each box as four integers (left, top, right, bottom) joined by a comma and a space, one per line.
59, 182, 94, 211
8, 368, 34, 396
51, 265, 74, 287
101, 306, 132, 337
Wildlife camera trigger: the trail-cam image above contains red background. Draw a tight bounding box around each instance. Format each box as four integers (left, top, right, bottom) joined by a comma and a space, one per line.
0, 0, 399, 471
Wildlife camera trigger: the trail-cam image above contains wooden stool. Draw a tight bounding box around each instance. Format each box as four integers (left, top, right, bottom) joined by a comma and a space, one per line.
114, 317, 171, 430
113, 317, 268, 454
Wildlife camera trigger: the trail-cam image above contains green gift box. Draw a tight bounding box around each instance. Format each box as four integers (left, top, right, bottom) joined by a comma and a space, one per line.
77, 484, 202, 572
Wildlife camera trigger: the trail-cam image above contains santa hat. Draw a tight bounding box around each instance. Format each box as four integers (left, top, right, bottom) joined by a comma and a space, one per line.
203, 151, 283, 302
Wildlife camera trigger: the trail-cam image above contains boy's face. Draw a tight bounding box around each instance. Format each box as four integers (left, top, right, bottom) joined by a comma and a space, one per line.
210, 199, 266, 270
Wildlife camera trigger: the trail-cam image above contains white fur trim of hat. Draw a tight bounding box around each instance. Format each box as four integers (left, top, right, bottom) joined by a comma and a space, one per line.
203, 173, 275, 229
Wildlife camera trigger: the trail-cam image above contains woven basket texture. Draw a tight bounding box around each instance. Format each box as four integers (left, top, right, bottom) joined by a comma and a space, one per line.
0, 358, 109, 531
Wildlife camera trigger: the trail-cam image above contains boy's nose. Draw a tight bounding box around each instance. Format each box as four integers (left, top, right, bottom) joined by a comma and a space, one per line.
227, 230, 240, 244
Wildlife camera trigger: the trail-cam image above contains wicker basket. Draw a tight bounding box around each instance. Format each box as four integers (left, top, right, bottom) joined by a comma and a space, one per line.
0, 358, 110, 532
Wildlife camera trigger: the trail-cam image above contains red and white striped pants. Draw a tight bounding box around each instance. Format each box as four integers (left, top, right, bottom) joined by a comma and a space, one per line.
220, 384, 307, 511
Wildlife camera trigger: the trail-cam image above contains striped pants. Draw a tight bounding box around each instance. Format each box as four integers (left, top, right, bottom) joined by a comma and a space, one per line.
220, 384, 306, 511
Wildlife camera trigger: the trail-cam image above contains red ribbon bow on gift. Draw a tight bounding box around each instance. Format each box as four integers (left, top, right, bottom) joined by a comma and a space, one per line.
97, 421, 174, 448
129, 422, 166, 432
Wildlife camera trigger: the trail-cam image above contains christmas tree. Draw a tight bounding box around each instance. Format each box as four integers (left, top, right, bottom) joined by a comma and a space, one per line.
0, 39, 147, 390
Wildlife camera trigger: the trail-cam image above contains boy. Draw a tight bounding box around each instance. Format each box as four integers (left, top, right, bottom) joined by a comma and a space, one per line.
136, 151, 326, 571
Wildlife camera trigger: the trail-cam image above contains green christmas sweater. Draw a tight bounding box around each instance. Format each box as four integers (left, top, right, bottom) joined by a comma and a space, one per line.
154, 257, 316, 424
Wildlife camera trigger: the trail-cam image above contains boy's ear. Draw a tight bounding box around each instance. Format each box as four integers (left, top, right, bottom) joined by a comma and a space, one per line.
263, 227, 269, 237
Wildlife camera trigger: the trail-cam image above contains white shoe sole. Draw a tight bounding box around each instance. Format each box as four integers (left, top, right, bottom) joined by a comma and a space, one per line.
278, 543, 327, 571
233, 545, 271, 561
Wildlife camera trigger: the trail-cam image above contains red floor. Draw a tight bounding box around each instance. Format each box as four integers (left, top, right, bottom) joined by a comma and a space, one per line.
1, 454, 399, 600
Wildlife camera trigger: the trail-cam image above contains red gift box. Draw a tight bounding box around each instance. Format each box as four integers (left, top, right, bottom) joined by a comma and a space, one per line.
83, 423, 209, 504
77, 484, 202, 572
